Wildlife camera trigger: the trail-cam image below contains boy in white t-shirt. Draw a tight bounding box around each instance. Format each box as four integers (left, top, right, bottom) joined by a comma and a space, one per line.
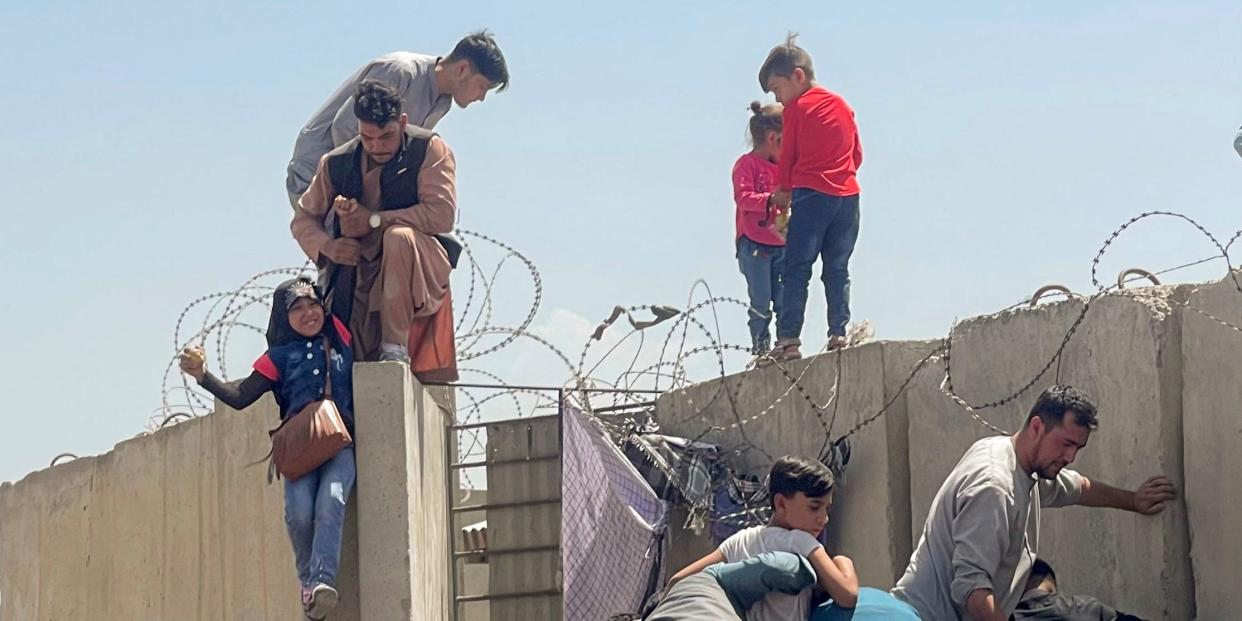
667, 456, 860, 620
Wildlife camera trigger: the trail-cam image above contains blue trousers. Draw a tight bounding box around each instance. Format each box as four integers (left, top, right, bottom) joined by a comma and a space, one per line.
777, 190, 860, 339
736, 236, 785, 352
284, 446, 355, 588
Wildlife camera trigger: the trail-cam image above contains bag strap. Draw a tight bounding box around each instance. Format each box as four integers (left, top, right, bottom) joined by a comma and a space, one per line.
322, 335, 333, 399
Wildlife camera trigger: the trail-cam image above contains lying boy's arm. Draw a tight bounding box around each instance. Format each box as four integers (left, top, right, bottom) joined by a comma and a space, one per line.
807, 547, 859, 608
668, 550, 726, 587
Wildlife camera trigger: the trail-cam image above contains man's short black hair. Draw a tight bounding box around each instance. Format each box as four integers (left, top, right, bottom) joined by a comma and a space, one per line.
1030, 558, 1056, 583
1025, 558, 1057, 593
354, 80, 402, 126
768, 455, 834, 509
447, 30, 510, 92
1026, 385, 1100, 431
758, 32, 816, 91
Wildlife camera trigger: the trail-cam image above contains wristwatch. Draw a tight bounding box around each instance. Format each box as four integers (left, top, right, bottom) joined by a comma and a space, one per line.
368, 212, 383, 230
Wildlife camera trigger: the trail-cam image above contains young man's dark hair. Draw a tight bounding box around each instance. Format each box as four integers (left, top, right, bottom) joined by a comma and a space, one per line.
353, 80, 403, 126
768, 455, 834, 510
758, 32, 816, 91
447, 30, 510, 92
1026, 385, 1100, 431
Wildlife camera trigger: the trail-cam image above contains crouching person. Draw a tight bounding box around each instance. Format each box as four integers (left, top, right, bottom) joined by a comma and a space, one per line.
292, 80, 458, 379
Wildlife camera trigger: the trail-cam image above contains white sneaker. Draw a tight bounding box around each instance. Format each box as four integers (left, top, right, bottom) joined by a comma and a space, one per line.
306, 583, 339, 620
379, 343, 410, 363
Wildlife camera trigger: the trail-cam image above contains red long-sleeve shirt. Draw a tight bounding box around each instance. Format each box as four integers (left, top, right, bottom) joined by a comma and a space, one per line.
779, 86, 862, 197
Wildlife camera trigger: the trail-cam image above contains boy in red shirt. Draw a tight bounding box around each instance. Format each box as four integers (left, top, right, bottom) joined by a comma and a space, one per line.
759, 34, 863, 361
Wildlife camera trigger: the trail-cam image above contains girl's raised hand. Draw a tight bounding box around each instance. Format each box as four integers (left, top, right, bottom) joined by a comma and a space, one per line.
179, 346, 207, 381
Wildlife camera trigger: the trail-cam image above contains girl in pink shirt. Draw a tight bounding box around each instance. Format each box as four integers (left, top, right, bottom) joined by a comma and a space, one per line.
732, 102, 787, 358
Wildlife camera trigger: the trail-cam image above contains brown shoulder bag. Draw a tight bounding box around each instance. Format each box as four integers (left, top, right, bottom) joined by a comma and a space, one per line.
268, 336, 352, 481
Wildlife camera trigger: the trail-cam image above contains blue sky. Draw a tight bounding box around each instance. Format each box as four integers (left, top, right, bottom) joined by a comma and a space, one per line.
2, 0, 1240, 483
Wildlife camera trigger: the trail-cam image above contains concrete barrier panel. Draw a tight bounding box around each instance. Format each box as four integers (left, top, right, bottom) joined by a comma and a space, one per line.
0, 381, 376, 620
107, 432, 168, 620
36, 457, 92, 619
0, 466, 42, 619
354, 361, 453, 621
905, 292, 1194, 620
1181, 273, 1242, 617
162, 416, 204, 620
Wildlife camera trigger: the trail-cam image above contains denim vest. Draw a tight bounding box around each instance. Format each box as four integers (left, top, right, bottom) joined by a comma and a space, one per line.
264, 337, 354, 424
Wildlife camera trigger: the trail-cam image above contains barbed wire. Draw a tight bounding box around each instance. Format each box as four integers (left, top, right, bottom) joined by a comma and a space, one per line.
566, 211, 1242, 529
138, 210, 1240, 518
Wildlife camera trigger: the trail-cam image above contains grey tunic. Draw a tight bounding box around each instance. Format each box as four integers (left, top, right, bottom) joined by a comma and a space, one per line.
892, 436, 1084, 620
285, 52, 452, 206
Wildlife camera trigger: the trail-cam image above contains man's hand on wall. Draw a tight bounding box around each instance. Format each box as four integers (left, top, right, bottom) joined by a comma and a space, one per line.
320, 238, 361, 266
1132, 475, 1177, 514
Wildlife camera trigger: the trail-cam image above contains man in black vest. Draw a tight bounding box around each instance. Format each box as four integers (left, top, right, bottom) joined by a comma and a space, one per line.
292, 81, 456, 365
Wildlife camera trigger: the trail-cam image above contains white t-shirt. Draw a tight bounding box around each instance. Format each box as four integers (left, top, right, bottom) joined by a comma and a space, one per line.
718, 525, 824, 621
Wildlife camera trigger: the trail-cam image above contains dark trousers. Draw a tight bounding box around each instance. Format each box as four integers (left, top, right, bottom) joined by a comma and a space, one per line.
776, 189, 860, 339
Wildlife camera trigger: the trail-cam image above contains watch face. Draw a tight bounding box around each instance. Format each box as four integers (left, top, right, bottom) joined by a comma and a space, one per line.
369, 213, 382, 228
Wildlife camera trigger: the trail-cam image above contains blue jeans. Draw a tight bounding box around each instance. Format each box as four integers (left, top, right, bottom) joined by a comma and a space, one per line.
736, 236, 785, 352
777, 190, 860, 339
284, 445, 355, 588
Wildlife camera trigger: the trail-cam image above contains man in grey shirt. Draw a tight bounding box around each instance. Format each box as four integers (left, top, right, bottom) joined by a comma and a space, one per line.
892, 386, 1177, 621
286, 31, 510, 206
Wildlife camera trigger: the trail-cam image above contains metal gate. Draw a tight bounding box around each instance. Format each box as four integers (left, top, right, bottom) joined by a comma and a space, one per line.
442, 384, 659, 621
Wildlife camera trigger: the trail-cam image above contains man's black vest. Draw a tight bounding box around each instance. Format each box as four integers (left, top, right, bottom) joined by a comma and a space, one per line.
325, 125, 435, 213
322, 125, 461, 268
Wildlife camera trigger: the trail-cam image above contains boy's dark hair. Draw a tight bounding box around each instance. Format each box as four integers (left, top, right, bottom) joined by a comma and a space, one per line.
768, 455, 834, 510
447, 30, 510, 92
758, 32, 815, 91
1026, 385, 1099, 431
747, 101, 783, 146
354, 80, 403, 126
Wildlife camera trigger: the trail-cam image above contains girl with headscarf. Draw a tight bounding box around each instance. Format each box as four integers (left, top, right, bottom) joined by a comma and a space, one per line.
179, 277, 355, 620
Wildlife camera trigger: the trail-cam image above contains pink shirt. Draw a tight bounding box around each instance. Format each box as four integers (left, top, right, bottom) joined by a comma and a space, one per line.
732, 152, 785, 246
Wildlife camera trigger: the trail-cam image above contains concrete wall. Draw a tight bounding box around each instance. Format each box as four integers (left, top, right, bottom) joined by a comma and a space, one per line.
1181, 274, 1242, 615
653, 275, 1242, 620
0, 362, 449, 621
353, 363, 455, 621
654, 340, 940, 589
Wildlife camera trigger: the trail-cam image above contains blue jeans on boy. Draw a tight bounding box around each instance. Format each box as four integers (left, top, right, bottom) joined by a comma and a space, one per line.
776, 189, 860, 339
284, 445, 355, 588
736, 236, 785, 353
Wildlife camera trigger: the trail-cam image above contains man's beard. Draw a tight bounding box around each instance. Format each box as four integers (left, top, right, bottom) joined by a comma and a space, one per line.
1033, 462, 1064, 480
